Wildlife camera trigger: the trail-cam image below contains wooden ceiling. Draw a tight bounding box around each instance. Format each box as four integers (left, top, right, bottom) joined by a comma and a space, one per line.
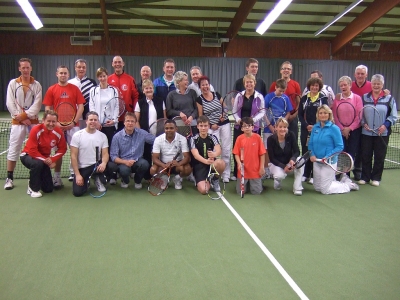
1, 0, 400, 47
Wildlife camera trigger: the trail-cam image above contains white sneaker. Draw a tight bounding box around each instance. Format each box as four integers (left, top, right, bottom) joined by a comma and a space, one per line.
358, 180, 366, 185
308, 178, 314, 185
293, 190, 302, 196
134, 183, 142, 189
223, 177, 230, 183
4, 178, 14, 190
273, 179, 281, 190
301, 176, 307, 182
27, 186, 42, 198
370, 180, 380, 187
68, 174, 74, 182
52, 177, 63, 188
348, 182, 360, 191
95, 177, 106, 192
120, 180, 128, 188
187, 173, 195, 183
109, 179, 117, 185
173, 175, 182, 190
230, 175, 237, 181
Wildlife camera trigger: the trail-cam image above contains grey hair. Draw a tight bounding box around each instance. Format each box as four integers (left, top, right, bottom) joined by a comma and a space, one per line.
75, 59, 87, 66
371, 74, 384, 85
173, 71, 188, 86
338, 76, 352, 86
355, 65, 368, 74
190, 66, 202, 74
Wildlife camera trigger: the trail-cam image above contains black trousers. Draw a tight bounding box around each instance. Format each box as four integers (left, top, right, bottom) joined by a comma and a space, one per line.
72, 164, 107, 197
288, 115, 299, 144
300, 126, 312, 178
342, 127, 362, 178
20, 155, 53, 193
361, 134, 389, 182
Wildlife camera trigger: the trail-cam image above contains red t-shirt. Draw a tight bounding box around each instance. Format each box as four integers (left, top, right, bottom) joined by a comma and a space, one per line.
351, 80, 372, 98
269, 79, 301, 112
232, 133, 266, 179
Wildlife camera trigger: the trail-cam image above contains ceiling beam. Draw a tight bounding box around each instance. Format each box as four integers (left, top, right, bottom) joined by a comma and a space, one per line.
331, 0, 400, 54
99, 0, 111, 54
223, 0, 257, 53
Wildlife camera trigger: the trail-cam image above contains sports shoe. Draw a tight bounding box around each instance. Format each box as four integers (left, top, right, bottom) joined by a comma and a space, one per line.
4, 178, 14, 190
308, 178, 314, 185
52, 177, 63, 188
348, 182, 360, 191
223, 177, 230, 183
187, 173, 196, 183
68, 174, 74, 182
370, 180, 380, 187
230, 175, 237, 181
120, 180, 128, 188
358, 180, 366, 185
293, 190, 302, 196
340, 174, 352, 184
261, 167, 271, 180
211, 177, 221, 192
109, 179, 117, 185
173, 175, 183, 190
134, 183, 142, 189
301, 176, 307, 182
273, 178, 281, 190
27, 185, 42, 198
95, 177, 106, 192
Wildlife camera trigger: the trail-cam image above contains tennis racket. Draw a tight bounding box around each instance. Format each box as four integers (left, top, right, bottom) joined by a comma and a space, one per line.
101, 96, 125, 127
13, 84, 36, 114
240, 147, 245, 198
55, 101, 77, 126
222, 90, 242, 118
148, 118, 168, 137
205, 163, 225, 200
88, 146, 107, 198
316, 151, 354, 174
359, 105, 388, 147
289, 151, 311, 170
336, 101, 356, 128
148, 149, 181, 196
173, 116, 192, 139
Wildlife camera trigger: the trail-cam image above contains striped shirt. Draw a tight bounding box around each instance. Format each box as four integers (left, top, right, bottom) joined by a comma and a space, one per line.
69, 76, 96, 104
196, 92, 225, 125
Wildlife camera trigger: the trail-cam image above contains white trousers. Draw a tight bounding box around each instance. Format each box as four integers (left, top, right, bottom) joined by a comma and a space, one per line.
313, 162, 350, 194
208, 123, 231, 180
7, 124, 31, 161
269, 159, 304, 191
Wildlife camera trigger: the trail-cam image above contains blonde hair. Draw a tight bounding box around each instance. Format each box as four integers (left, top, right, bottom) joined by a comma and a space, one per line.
243, 74, 256, 85
142, 79, 154, 88
316, 104, 334, 123
275, 117, 289, 127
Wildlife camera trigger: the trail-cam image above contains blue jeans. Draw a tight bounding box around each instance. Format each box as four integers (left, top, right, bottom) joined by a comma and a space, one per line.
110, 158, 150, 184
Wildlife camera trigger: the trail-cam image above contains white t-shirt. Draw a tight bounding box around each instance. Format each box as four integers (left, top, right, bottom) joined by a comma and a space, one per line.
152, 132, 189, 163
70, 129, 109, 168
134, 98, 166, 129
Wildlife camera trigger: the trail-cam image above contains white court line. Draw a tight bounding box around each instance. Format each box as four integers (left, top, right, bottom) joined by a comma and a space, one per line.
385, 158, 400, 165
219, 193, 309, 300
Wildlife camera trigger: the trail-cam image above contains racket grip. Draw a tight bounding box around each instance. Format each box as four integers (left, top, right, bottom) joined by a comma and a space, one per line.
95, 146, 99, 162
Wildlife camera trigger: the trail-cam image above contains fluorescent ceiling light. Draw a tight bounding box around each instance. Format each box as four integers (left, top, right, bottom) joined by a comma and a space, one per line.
314, 0, 363, 36
17, 0, 43, 30
256, 0, 293, 35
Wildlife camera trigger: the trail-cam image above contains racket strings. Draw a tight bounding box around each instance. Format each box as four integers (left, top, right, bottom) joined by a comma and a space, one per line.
337, 154, 354, 173
337, 102, 356, 127
57, 103, 76, 124
149, 173, 169, 195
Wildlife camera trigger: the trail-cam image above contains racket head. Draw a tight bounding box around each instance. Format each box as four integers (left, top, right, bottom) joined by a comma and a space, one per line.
149, 118, 168, 137
14, 84, 35, 111
148, 171, 169, 196
320, 152, 354, 174
117, 97, 126, 117
88, 147, 107, 198
359, 105, 382, 132
336, 101, 356, 127
269, 96, 287, 123
287, 93, 301, 112
102, 97, 124, 125
56, 102, 76, 126
222, 90, 241, 115
173, 116, 192, 138
205, 173, 225, 200
294, 151, 311, 169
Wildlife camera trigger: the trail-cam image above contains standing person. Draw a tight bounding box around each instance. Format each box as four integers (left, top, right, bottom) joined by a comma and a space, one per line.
188, 66, 215, 96
302, 70, 335, 107
137, 65, 152, 100
20, 110, 67, 198
135, 79, 166, 168
151, 119, 192, 190
43, 65, 85, 188
231, 74, 265, 180
308, 105, 359, 194
298, 77, 328, 183
70, 111, 109, 197
233, 58, 267, 96
331, 76, 363, 178
107, 55, 139, 131
153, 58, 176, 104
232, 117, 266, 195
108, 112, 155, 189
196, 75, 231, 183
190, 116, 225, 195
89, 67, 120, 148
359, 74, 397, 187
68, 58, 96, 129
267, 118, 304, 195
4, 57, 42, 190
269, 61, 301, 142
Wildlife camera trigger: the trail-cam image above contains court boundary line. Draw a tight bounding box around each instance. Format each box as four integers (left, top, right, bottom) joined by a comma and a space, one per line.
219, 193, 309, 300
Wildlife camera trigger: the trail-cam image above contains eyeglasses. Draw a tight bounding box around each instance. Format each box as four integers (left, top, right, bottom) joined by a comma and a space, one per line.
281, 67, 292, 71
241, 124, 254, 128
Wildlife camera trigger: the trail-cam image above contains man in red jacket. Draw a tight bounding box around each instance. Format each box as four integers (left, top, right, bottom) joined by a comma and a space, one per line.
20, 110, 67, 198
108, 56, 139, 131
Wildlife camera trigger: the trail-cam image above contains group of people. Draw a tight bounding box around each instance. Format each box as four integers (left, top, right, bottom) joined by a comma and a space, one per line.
4, 57, 397, 198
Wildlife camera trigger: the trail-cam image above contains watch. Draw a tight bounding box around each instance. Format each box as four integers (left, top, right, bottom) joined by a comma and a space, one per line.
73, 120, 77, 125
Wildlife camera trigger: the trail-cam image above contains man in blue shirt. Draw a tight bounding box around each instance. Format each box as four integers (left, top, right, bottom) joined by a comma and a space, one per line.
108, 112, 155, 189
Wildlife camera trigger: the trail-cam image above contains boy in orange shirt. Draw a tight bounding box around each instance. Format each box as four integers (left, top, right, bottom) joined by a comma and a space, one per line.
232, 117, 266, 195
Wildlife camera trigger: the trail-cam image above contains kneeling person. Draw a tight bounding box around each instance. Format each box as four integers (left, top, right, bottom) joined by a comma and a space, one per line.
151, 119, 192, 189
20, 110, 67, 198
70, 111, 109, 197
190, 116, 225, 194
